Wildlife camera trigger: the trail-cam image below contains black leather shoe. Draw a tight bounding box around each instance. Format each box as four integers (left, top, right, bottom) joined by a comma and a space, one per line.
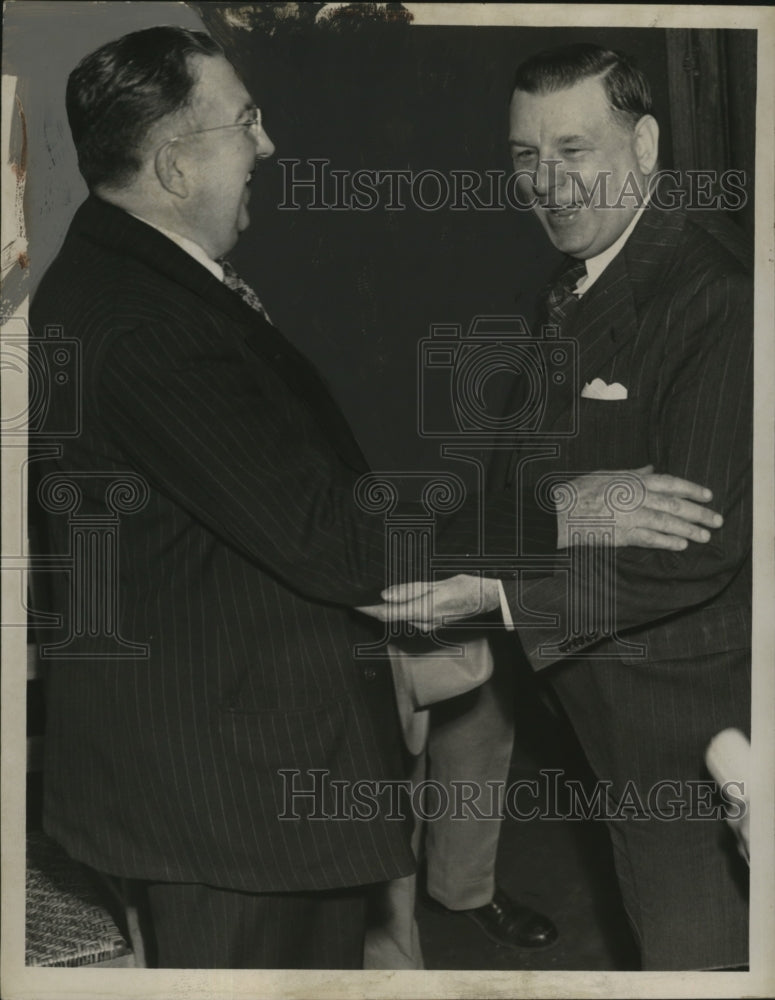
462, 887, 558, 949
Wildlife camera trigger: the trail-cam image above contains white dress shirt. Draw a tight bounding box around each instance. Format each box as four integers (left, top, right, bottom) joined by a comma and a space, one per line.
572, 193, 651, 298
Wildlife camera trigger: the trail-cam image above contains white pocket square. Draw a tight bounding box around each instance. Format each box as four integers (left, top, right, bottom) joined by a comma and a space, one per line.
581, 377, 628, 400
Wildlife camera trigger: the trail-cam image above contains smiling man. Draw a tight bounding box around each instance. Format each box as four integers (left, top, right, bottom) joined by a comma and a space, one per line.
509, 62, 658, 259
502, 47, 752, 970
367, 43, 752, 971
30, 25, 421, 969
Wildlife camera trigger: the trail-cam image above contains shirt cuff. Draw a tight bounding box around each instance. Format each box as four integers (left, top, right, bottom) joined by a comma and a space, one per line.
498, 579, 515, 631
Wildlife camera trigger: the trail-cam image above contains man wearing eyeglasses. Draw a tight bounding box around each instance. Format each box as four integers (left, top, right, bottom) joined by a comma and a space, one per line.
30, 26, 727, 969
32, 25, 421, 970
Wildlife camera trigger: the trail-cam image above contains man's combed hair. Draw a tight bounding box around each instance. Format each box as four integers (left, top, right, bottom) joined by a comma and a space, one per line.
66, 25, 221, 190
512, 43, 652, 128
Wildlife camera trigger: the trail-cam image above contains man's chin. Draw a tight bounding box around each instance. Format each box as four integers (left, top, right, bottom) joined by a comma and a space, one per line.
547, 231, 608, 259
540, 217, 592, 257
215, 228, 240, 259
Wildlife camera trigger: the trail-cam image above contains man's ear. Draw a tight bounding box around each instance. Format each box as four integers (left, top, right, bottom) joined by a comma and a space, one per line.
155, 141, 188, 197
633, 115, 659, 176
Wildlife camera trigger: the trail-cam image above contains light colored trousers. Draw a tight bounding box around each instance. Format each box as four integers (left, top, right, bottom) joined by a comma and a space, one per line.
364, 640, 515, 969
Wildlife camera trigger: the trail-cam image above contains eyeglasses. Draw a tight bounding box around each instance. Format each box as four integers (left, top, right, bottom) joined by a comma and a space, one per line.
161, 108, 263, 147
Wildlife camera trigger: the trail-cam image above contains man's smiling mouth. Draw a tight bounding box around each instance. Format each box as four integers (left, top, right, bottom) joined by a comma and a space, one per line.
543, 204, 582, 220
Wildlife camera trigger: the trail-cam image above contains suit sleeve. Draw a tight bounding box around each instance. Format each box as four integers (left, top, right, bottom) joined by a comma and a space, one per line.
95, 320, 398, 605
503, 271, 753, 669
97, 320, 554, 607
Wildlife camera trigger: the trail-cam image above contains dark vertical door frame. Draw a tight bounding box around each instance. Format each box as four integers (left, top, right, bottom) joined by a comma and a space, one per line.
665, 28, 757, 236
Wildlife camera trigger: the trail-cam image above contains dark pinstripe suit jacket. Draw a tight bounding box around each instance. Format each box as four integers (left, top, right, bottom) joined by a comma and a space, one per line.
30, 196, 423, 892
494, 204, 752, 964
499, 204, 752, 676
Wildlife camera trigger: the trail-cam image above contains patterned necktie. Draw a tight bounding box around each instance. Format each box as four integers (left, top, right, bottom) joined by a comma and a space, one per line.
219, 259, 270, 322
543, 259, 587, 330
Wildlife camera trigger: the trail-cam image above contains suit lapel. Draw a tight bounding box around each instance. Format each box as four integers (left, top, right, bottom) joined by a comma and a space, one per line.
74, 195, 286, 344
572, 255, 638, 379
541, 205, 686, 432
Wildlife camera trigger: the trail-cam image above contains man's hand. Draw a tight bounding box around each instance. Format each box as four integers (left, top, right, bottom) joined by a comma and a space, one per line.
357, 466, 723, 629
558, 465, 723, 550
357, 575, 500, 630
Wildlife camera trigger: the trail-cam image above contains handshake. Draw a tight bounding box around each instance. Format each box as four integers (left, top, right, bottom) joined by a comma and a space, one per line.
357, 465, 723, 630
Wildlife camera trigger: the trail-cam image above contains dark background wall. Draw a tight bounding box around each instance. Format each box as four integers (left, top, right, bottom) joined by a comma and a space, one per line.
6, 3, 755, 480
198, 11, 676, 474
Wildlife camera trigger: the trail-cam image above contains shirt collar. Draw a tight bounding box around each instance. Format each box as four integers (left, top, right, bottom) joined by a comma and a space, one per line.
128, 213, 224, 282
573, 190, 652, 297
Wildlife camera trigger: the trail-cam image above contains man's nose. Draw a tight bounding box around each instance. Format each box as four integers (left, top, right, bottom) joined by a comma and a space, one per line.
532, 158, 564, 199
254, 126, 275, 160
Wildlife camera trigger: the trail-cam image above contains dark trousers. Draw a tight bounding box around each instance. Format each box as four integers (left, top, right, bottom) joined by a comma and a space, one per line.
144, 881, 367, 968
551, 650, 750, 970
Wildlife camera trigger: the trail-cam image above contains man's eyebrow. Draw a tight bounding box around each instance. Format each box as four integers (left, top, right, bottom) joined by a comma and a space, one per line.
235, 102, 257, 121
509, 133, 590, 147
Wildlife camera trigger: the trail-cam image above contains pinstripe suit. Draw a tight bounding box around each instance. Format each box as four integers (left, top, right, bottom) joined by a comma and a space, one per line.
31, 195, 423, 905
497, 204, 752, 969
31, 195, 559, 965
